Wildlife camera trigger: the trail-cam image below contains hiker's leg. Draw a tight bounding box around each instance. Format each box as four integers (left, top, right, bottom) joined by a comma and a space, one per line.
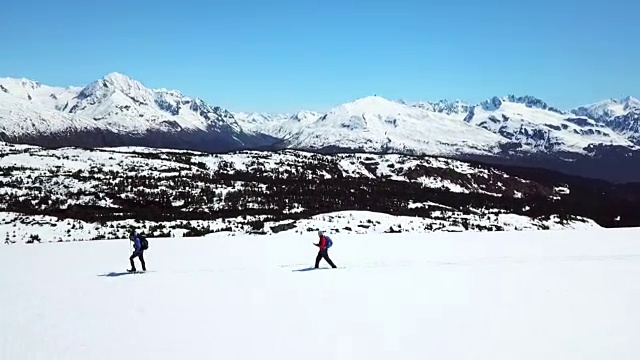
138, 251, 146, 271
129, 252, 137, 270
315, 250, 323, 268
323, 250, 337, 268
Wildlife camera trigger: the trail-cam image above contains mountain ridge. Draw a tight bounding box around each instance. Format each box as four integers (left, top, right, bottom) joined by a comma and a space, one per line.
0, 72, 280, 153
1, 72, 639, 182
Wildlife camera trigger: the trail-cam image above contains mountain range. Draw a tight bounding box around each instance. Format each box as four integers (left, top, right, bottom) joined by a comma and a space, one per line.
1, 72, 639, 182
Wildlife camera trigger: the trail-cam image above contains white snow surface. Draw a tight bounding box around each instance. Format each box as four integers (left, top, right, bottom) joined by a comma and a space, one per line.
2, 227, 640, 359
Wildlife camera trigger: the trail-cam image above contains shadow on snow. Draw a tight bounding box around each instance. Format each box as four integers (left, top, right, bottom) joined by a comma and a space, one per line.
97, 271, 148, 277
292, 267, 334, 272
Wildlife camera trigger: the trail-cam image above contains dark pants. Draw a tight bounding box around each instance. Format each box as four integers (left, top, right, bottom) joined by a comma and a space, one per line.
315, 248, 336, 268
130, 250, 146, 271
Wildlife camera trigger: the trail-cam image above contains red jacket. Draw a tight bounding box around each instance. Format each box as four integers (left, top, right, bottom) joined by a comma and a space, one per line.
317, 235, 327, 250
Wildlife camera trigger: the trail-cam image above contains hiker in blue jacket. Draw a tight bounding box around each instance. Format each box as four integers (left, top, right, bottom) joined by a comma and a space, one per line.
127, 231, 147, 272
314, 230, 337, 269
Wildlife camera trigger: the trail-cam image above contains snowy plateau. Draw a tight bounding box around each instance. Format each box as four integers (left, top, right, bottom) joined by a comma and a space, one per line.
0, 141, 620, 244
1, 73, 640, 181
2, 229, 640, 359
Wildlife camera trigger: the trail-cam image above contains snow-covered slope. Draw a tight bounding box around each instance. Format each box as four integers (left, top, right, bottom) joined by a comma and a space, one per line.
0, 73, 266, 151
0, 90, 106, 136
281, 96, 507, 156
0, 77, 80, 110
572, 96, 640, 122
463, 96, 634, 154
3, 228, 640, 359
572, 97, 640, 145
233, 110, 321, 138
63, 72, 244, 134
238, 95, 637, 158
411, 99, 471, 117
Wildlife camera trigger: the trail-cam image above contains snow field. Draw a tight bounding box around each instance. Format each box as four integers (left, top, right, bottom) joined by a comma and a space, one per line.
2, 228, 640, 359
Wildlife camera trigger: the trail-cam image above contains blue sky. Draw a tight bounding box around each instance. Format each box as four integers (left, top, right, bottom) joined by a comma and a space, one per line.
1, 0, 638, 113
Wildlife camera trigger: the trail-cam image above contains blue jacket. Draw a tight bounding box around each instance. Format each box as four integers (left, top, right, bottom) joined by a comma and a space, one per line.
132, 234, 141, 252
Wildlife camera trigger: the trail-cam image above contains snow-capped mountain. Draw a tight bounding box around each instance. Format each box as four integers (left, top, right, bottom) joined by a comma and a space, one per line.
0, 77, 81, 110
64, 73, 244, 134
572, 96, 640, 122
1, 72, 640, 182
571, 97, 640, 145
234, 94, 640, 182
412, 99, 471, 117
233, 110, 321, 139
0, 73, 274, 152
278, 96, 507, 156
463, 95, 632, 154
264, 95, 633, 157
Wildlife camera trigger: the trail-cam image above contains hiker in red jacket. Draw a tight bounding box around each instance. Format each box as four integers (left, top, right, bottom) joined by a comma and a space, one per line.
314, 230, 337, 269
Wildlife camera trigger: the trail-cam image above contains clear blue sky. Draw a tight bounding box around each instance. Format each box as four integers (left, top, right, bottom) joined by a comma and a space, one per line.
1, 0, 638, 113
